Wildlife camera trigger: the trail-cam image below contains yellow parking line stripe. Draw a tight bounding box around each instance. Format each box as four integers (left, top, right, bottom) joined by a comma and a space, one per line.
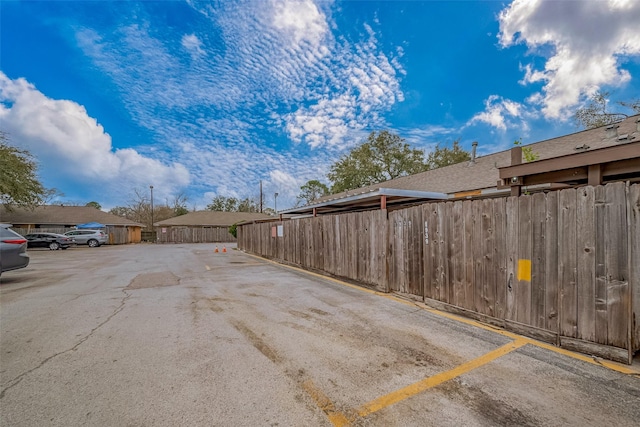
301, 379, 350, 427
357, 339, 528, 418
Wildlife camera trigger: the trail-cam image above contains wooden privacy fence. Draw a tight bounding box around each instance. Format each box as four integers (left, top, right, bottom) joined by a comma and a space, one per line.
238, 182, 640, 364
156, 226, 236, 243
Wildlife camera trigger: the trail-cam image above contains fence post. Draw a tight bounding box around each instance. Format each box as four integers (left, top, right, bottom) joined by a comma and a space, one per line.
626, 182, 634, 364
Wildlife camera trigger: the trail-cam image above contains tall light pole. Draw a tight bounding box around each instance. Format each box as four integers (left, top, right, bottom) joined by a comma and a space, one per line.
274, 192, 279, 213
150, 185, 154, 238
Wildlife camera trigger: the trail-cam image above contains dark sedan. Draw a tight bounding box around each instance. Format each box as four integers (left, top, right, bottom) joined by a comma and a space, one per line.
24, 233, 76, 250
1, 224, 30, 275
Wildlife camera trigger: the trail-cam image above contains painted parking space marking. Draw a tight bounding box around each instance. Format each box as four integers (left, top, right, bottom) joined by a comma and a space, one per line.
239, 253, 639, 425
301, 339, 528, 426
356, 339, 528, 418
301, 379, 350, 427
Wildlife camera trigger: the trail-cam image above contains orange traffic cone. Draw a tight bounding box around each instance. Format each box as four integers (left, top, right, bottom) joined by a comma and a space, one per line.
222, 246, 227, 253
214, 246, 219, 253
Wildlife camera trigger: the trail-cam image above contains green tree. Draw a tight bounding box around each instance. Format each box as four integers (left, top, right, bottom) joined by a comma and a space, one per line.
228, 223, 238, 238
574, 91, 640, 129
207, 195, 258, 212
109, 206, 132, 218
86, 201, 102, 210
207, 196, 238, 211
513, 138, 539, 162
425, 141, 471, 170
298, 180, 329, 205
328, 131, 428, 194
237, 197, 259, 213
0, 132, 49, 210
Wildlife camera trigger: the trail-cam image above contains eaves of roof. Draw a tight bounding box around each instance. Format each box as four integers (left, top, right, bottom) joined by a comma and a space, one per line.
280, 188, 448, 216
154, 211, 273, 227
0, 205, 144, 227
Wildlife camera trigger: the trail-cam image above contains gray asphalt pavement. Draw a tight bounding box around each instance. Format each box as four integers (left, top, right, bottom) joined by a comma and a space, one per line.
1, 243, 639, 426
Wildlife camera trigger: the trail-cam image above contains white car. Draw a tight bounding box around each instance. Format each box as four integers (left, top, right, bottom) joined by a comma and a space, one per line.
64, 229, 108, 247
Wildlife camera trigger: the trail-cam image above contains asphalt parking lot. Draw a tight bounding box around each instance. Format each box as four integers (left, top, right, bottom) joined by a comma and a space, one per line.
1, 243, 639, 426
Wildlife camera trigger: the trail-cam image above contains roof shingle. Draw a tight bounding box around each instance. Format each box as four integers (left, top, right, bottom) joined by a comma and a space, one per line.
0, 205, 144, 226
317, 114, 640, 203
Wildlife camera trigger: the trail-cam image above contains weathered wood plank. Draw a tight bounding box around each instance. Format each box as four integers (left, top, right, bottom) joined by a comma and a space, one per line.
423, 297, 504, 329
630, 184, 640, 352
472, 199, 484, 313
559, 188, 578, 339
427, 204, 440, 300
516, 194, 532, 325
482, 198, 496, 317
544, 191, 559, 335
438, 202, 450, 303
410, 207, 424, 297
594, 185, 608, 345
493, 197, 507, 321
605, 183, 629, 349
505, 196, 518, 321
462, 200, 475, 311
422, 204, 433, 300
377, 210, 389, 292
317, 217, 325, 271
451, 201, 464, 308
560, 337, 629, 364
388, 211, 400, 292
531, 192, 547, 330
504, 320, 558, 345
348, 213, 357, 281
576, 186, 596, 342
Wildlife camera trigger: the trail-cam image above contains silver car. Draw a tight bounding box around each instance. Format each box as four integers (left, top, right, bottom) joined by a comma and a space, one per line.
64, 229, 108, 247
1, 224, 30, 275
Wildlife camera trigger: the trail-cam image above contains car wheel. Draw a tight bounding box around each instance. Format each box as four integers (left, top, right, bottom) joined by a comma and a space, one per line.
49, 242, 60, 250
88, 239, 100, 247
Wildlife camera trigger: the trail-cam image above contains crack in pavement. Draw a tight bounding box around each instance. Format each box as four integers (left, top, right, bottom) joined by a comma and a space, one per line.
0, 289, 132, 400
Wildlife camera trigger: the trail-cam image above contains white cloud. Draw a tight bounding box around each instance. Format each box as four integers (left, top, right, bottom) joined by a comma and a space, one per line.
400, 125, 457, 149
182, 33, 206, 59
498, 0, 640, 119
283, 24, 404, 149
269, 169, 300, 198
65, 1, 405, 209
271, 0, 329, 47
467, 95, 528, 131
0, 72, 190, 204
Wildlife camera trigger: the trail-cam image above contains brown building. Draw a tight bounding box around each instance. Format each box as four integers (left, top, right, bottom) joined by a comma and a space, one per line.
154, 211, 273, 243
0, 205, 144, 244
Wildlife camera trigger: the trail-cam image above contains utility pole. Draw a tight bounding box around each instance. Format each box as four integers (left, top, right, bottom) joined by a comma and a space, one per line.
260, 180, 263, 213
150, 185, 154, 240
274, 192, 278, 213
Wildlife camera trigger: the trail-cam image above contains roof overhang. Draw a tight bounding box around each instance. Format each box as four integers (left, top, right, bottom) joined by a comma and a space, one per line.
280, 188, 448, 216
499, 141, 640, 189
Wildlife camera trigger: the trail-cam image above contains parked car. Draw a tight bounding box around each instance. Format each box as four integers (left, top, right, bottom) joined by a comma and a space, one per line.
24, 233, 76, 250
1, 224, 30, 275
64, 229, 108, 247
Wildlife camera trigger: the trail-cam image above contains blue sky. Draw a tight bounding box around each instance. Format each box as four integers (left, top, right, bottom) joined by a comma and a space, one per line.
1, 0, 639, 211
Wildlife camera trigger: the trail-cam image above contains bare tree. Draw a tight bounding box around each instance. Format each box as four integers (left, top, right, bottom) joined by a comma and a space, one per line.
574, 91, 640, 129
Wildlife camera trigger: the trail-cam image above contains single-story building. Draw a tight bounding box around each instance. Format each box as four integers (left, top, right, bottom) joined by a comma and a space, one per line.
281, 115, 640, 216
0, 205, 144, 244
154, 211, 273, 243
